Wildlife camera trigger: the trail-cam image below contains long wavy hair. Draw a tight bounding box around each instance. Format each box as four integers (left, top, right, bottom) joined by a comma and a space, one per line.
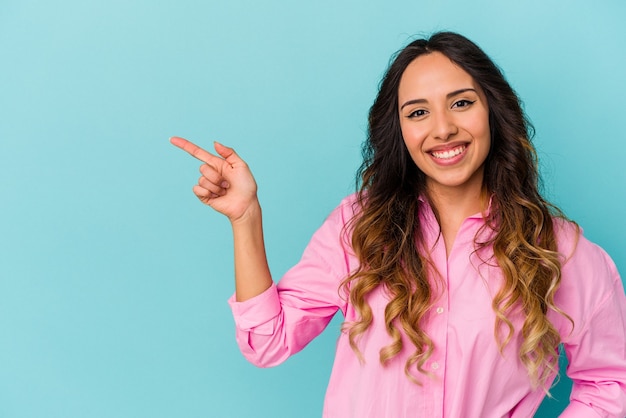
342, 31, 573, 389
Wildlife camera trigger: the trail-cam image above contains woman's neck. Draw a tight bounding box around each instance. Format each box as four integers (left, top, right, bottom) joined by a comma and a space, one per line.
426, 182, 488, 257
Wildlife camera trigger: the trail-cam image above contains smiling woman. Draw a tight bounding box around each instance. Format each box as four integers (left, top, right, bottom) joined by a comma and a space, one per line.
172, 32, 626, 418
397, 52, 491, 251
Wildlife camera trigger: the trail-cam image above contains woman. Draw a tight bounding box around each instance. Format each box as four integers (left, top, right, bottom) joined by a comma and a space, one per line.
171, 32, 626, 417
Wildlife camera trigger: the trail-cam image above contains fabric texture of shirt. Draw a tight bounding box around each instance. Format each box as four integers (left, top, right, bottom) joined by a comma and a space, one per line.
228, 195, 626, 417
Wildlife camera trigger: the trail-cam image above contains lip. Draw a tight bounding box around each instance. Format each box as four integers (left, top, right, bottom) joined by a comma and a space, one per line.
427, 142, 469, 166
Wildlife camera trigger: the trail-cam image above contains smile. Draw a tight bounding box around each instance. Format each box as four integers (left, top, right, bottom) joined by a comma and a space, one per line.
431, 145, 466, 160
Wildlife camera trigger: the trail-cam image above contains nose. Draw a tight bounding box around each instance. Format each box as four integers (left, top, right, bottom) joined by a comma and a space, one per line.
431, 109, 458, 141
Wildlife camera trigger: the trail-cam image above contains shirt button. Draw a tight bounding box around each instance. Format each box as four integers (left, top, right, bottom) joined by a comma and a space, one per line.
432, 362, 440, 370
436, 307, 444, 314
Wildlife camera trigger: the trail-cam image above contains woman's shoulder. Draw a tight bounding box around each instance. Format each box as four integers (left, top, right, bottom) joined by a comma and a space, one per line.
552, 218, 624, 344
326, 193, 362, 224
337, 192, 360, 209
553, 217, 621, 305
552, 217, 581, 260
552, 217, 615, 270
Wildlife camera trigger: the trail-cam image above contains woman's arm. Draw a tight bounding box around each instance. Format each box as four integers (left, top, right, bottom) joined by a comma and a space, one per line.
172, 137, 349, 367
170, 136, 272, 301
228, 198, 352, 367
556, 236, 626, 417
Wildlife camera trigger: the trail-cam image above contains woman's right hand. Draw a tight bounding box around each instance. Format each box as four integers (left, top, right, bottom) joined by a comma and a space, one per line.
170, 136, 259, 223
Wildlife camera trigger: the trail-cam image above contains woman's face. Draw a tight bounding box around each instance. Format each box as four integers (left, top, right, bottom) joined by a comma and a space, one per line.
398, 52, 490, 197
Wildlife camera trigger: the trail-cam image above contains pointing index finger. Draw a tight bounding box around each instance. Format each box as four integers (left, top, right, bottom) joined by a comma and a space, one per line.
170, 136, 220, 165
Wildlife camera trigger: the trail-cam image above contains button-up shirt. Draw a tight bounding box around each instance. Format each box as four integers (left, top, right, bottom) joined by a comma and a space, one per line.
229, 195, 626, 417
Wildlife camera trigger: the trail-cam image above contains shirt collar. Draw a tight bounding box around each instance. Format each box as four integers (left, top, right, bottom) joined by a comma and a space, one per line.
418, 194, 494, 220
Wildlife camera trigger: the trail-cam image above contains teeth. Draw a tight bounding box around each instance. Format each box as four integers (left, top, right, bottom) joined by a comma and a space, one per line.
432, 145, 465, 159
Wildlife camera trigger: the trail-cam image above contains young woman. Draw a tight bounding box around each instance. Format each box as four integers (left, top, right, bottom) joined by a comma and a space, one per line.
171, 32, 626, 417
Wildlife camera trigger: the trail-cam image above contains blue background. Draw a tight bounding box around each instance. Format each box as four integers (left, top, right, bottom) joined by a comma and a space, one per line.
1, 1, 624, 417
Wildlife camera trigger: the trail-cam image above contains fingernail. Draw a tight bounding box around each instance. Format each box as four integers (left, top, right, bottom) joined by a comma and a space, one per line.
221, 181, 230, 188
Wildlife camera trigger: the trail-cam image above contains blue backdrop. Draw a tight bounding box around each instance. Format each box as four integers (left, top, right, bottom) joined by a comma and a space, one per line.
1, 1, 624, 417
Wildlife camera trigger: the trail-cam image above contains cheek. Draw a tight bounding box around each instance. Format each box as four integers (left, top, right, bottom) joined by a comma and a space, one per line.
399, 123, 427, 149
479, 108, 491, 135
468, 111, 491, 149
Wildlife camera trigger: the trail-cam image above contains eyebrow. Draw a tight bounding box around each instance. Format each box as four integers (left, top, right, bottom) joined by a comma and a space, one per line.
400, 88, 477, 110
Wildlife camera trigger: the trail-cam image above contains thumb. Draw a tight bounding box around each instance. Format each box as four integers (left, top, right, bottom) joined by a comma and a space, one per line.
213, 141, 243, 165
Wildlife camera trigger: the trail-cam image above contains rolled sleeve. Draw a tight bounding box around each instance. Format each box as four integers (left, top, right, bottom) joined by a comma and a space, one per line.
227, 196, 358, 368
229, 284, 281, 335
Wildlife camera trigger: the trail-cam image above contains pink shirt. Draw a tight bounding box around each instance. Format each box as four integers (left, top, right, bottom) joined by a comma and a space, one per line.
229, 195, 626, 417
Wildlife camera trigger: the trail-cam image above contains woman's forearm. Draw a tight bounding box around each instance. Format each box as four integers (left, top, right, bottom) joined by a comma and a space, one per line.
231, 200, 273, 302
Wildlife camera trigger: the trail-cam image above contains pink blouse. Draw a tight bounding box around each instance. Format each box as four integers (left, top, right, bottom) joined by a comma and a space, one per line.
229, 195, 626, 417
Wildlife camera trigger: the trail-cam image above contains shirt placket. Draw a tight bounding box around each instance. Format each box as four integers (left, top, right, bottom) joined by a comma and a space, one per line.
422, 238, 450, 418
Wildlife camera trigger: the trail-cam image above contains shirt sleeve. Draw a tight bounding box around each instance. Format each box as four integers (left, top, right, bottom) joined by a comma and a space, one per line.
557, 235, 626, 418
227, 197, 355, 368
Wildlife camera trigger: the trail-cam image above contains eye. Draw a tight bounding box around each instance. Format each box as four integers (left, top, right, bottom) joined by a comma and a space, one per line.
408, 109, 428, 118
452, 99, 475, 109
